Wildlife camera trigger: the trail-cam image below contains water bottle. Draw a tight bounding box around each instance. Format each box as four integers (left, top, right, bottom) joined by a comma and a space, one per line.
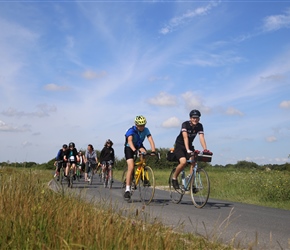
135, 166, 141, 178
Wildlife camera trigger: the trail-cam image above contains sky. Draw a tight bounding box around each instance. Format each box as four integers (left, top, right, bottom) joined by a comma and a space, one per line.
0, 0, 290, 166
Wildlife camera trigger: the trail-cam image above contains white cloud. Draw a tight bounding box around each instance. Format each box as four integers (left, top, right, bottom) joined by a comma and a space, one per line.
162, 117, 180, 128
181, 91, 211, 114
0, 120, 30, 132
159, 1, 219, 35
1, 105, 56, 118
266, 136, 277, 142
82, 70, 107, 80
43, 83, 70, 91
279, 100, 290, 109
147, 92, 177, 106
263, 9, 290, 32
226, 107, 244, 116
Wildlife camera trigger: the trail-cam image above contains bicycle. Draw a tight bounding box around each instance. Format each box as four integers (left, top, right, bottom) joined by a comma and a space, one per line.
121, 152, 160, 205
87, 161, 96, 185
168, 150, 212, 208
102, 161, 113, 189
67, 163, 75, 188
53, 160, 66, 185
76, 163, 82, 181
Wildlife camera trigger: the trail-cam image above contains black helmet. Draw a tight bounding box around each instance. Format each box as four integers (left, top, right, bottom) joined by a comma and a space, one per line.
189, 109, 201, 118
106, 139, 113, 146
69, 142, 75, 148
63, 144, 68, 149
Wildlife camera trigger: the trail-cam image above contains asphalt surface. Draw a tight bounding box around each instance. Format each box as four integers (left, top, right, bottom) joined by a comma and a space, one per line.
49, 177, 290, 250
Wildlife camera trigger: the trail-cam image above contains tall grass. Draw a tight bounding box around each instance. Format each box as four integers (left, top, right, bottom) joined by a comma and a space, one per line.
146, 167, 290, 210
0, 167, 233, 249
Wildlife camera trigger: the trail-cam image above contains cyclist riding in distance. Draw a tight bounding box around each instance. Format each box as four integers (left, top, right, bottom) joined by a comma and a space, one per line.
63, 142, 79, 180
100, 139, 115, 182
54, 144, 68, 180
84, 144, 98, 182
124, 115, 156, 200
171, 109, 211, 190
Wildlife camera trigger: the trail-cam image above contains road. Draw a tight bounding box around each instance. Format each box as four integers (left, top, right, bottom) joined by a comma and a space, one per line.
49, 177, 290, 250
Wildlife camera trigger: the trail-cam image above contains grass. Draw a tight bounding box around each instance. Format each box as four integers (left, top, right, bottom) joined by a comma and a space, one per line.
121, 166, 290, 210
0, 167, 234, 250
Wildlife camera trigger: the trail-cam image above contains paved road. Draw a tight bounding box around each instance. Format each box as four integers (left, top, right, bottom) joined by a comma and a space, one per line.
49, 178, 290, 250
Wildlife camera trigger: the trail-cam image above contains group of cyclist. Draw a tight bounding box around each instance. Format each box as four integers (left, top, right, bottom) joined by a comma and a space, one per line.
123, 109, 211, 200
54, 109, 211, 201
54, 139, 115, 184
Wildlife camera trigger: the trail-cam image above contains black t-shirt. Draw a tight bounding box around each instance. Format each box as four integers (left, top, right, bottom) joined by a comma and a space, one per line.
100, 147, 115, 162
56, 149, 66, 161
65, 148, 78, 162
175, 121, 204, 149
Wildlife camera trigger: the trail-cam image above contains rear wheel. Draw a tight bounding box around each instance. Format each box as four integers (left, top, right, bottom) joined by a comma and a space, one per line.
69, 168, 73, 188
169, 168, 184, 204
139, 166, 155, 205
190, 168, 210, 208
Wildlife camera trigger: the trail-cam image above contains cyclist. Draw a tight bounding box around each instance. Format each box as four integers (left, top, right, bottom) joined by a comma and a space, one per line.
84, 144, 98, 182
54, 144, 68, 181
63, 142, 79, 180
123, 115, 156, 200
100, 139, 115, 184
171, 109, 210, 190
77, 151, 85, 178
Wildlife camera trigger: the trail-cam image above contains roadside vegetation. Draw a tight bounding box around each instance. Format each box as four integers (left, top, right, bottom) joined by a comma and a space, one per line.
0, 168, 233, 249
0, 148, 289, 248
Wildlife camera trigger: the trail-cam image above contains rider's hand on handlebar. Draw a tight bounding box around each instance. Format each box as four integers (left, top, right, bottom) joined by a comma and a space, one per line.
203, 149, 213, 155
150, 151, 156, 156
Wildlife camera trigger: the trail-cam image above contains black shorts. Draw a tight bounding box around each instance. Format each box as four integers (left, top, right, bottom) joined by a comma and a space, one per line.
124, 145, 145, 160
174, 145, 195, 161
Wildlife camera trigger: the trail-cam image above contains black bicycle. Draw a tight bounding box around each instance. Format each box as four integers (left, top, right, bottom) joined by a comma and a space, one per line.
168, 150, 212, 208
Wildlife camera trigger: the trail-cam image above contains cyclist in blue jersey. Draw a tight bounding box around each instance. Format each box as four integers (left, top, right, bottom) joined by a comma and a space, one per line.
123, 115, 156, 200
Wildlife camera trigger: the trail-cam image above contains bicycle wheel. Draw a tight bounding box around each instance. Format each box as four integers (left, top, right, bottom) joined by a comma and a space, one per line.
190, 168, 210, 208
59, 168, 64, 185
168, 168, 184, 204
69, 169, 73, 188
88, 167, 93, 185
138, 166, 155, 205
120, 169, 127, 195
104, 170, 108, 188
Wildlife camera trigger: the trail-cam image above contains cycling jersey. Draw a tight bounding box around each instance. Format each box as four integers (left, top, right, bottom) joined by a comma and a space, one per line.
55, 149, 66, 161
124, 125, 151, 149
100, 146, 115, 163
175, 121, 204, 149
66, 148, 78, 162
85, 150, 97, 163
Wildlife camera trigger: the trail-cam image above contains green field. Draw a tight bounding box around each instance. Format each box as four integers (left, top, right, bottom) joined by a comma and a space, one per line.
0, 166, 289, 249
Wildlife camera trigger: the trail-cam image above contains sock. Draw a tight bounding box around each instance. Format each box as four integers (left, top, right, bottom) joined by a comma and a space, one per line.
125, 185, 130, 192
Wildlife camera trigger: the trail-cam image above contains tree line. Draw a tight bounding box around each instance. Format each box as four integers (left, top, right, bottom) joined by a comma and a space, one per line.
1, 148, 289, 172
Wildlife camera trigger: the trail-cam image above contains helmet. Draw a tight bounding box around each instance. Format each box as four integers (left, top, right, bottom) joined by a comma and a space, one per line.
189, 109, 201, 118
69, 142, 75, 148
106, 139, 113, 146
135, 115, 147, 126
62, 144, 68, 149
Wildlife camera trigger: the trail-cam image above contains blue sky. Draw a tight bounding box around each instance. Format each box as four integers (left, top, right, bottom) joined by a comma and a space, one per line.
0, 1, 290, 165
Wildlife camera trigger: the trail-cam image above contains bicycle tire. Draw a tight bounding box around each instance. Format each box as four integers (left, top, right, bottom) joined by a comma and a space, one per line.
104, 170, 108, 188
59, 168, 64, 185
168, 168, 184, 204
88, 167, 93, 185
138, 166, 155, 205
190, 168, 210, 208
120, 169, 127, 195
69, 168, 74, 188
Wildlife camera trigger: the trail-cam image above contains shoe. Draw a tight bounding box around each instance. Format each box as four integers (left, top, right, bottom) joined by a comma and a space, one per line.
192, 186, 198, 193
87, 178, 91, 182
124, 191, 131, 200
143, 180, 150, 186
172, 179, 180, 190
73, 175, 76, 180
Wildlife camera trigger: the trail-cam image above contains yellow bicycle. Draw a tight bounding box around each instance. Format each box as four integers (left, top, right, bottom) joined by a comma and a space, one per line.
121, 152, 159, 205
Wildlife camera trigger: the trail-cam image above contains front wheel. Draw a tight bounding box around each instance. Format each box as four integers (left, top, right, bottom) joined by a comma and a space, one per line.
190, 168, 210, 208
121, 169, 127, 196
138, 166, 155, 205
168, 168, 184, 204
